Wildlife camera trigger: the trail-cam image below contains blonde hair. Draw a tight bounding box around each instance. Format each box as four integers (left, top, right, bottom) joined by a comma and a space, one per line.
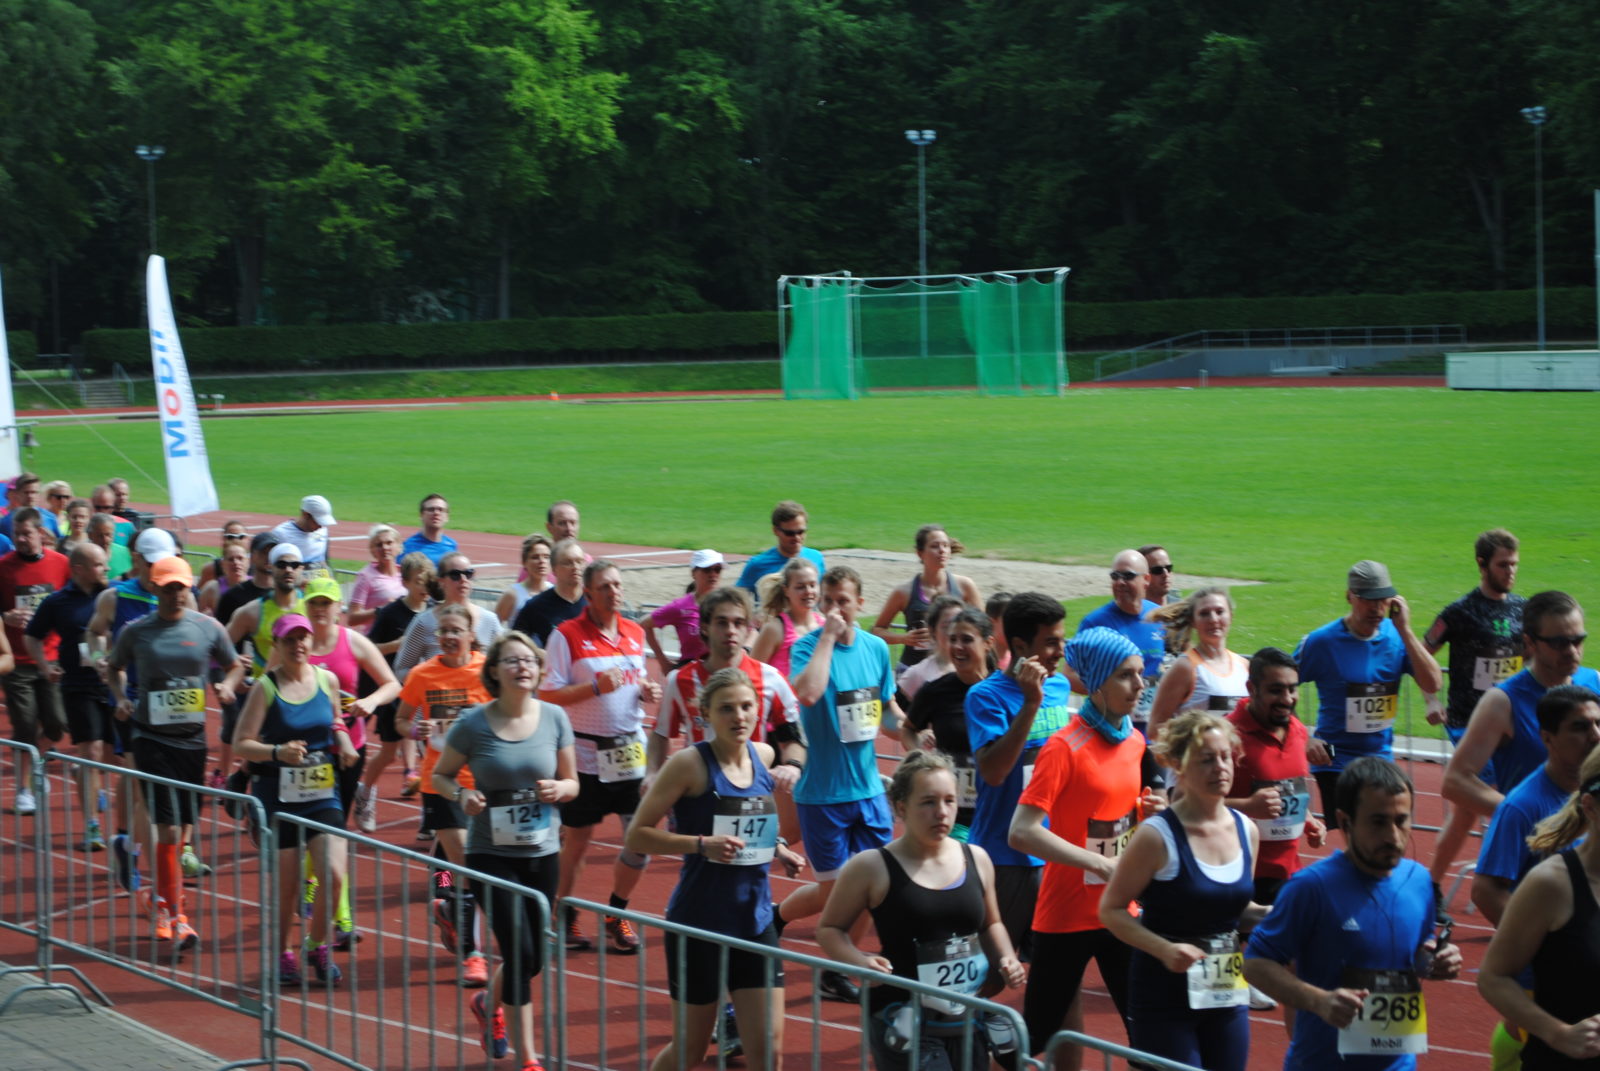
368, 523, 398, 547
1153, 710, 1240, 771
758, 557, 818, 622
1147, 586, 1232, 655
1528, 744, 1600, 855
888, 749, 957, 806
697, 666, 754, 716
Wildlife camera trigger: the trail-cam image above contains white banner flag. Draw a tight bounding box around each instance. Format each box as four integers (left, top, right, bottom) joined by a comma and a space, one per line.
146, 256, 219, 517
0, 266, 22, 478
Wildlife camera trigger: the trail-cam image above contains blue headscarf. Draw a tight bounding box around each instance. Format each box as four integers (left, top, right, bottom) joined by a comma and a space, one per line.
1064, 627, 1144, 744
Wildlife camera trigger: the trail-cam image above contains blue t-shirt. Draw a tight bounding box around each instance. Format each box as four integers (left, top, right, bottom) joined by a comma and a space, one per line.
1079, 600, 1164, 725
400, 531, 459, 566
735, 546, 826, 595
0, 511, 60, 541
791, 625, 894, 805
1490, 667, 1600, 793
1477, 765, 1569, 887
1246, 852, 1436, 1071
965, 670, 1073, 866
1295, 618, 1413, 773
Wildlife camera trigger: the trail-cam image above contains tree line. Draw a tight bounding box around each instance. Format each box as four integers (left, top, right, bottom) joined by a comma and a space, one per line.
3, 0, 1597, 346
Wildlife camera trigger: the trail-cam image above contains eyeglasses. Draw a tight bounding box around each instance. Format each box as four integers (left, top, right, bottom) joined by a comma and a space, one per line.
1109, 570, 1141, 582
777, 527, 807, 537
1536, 633, 1588, 650
442, 568, 476, 581
1149, 565, 1174, 575
276, 560, 307, 570
498, 657, 540, 668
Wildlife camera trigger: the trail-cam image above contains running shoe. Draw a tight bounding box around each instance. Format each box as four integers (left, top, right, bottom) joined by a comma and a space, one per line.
206, 769, 227, 791
433, 898, 461, 956
521, 1062, 545, 1071
14, 788, 36, 816
309, 943, 341, 985
173, 914, 199, 953
400, 771, 422, 797
354, 784, 378, 833
111, 834, 143, 893
96, 788, 108, 813
470, 990, 510, 1059
1247, 984, 1278, 1011
462, 953, 489, 988
818, 970, 861, 1003
605, 915, 640, 955
416, 826, 435, 843
718, 1002, 742, 1059
278, 950, 303, 985
333, 920, 360, 951
151, 898, 175, 942
84, 819, 106, 852
564, 915, 593, 952
180, 845, 212, 878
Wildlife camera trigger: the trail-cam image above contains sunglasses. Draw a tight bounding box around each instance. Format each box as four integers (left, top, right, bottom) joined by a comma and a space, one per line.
223, 532, 248, 541
1149, 565, 1174, 575
777, 527, 807, 537
49, 493, 71, 501
276, 560, 307, 570
1536, 633, 1587, 650
442, 568, 476, 581
1109, 570, 1141, 582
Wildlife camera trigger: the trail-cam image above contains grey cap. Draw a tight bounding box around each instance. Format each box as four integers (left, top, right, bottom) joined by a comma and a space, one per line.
1347, 560, 1397, 600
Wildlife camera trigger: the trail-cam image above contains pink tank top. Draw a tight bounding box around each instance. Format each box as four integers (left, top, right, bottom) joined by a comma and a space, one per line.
310, 627, 365, 749
768, 612, 800, 678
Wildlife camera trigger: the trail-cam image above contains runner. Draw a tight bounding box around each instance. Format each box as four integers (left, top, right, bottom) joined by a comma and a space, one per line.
1078, 550, 1166, 732
1423, 528, 1526, 911
402, 493, 459, 565
749, 557, 823, 678
231, 613, 358, 986
197, 539, 248, 618
817, 749, 1025, 1071
545, 499, 581, 543
214, 532, 275, 633
903, 607, 994, 842
227, 543, 308, 679
965, 592, 1075, 962
771, 565, 900, 1003
1244, 757, 1461, 1071
25, 542, 112, 846
43, 480, 73, 533
353, 552, 434, 821
400, 602, 493, 984
1147, 587, 1249, 738
55, 497, 91, 556
91, 483, 135, 545
870, 525, 981, 672
1009, 626, 1166, 1069
1478, 743, 1600, 1069
494, 535, 553, 625
1100, 711, 1262, 1071
393, 552, 502, 681
641, 549, 724, 670
348, 524, 404, 632
196, 519, 248, 589
539, 560, 661, 955
87, 512, 132, 578
894, 595, 966, 705
512, 539, 586, 645
1297, 560, 1441, 817
107, 555, 245, 952
735, 500, 825, 597
1139, 544, 1180, 605
0, 506, 70, 814
0, 474, 61, 539
268, 495, 336, 566
433, 630, 576, 1071
627, 667, 808, 1071
1224, 647, 1328, 1013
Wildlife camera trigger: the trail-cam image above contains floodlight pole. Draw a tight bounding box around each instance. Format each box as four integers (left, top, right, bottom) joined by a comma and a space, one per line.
1593, 189, 1599, 348
905, 128, 936, 359
1520, 107, 1546, 350
135, 144, 166, 255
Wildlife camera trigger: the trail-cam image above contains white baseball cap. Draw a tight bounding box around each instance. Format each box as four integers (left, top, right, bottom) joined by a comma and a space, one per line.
689, 549, 724, 570
133, 527, 177, 564
301, 494, 336, 527
269, 542, 304, 566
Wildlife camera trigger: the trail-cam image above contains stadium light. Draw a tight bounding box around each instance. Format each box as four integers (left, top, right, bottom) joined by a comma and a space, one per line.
1520, 107, 1546, 350
135, 144, 166, 255
904, 129, 937, 280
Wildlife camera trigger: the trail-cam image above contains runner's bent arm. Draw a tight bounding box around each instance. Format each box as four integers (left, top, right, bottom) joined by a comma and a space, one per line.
1145, 655, 1196, 740
815, 849, 894, 975
1008, 802, 1115, 881
1442, 688, 1510, 815
348, 631, 400, 713
1098, 822, 1202, 972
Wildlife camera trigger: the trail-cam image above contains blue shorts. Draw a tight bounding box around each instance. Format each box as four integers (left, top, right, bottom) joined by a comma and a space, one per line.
797, 796, 892, 879
1446, 724, 1497, 788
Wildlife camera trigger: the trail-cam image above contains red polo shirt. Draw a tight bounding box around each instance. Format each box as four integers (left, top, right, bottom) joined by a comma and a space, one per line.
1227, 697, 1313, 881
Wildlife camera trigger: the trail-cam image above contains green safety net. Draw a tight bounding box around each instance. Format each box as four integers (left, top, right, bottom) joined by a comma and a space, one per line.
782, 281, 856, 398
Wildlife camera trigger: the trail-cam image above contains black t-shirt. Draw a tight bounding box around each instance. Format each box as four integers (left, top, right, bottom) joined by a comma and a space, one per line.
25, 583, 106, 693
1432, 589, 1527, 728
217, 579, 269, 633
359, 597, 421, 702
907, 671, 976, 757
513, 588, 586, 646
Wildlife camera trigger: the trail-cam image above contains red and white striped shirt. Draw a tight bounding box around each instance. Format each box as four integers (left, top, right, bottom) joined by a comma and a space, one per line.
654, 654, 799, 746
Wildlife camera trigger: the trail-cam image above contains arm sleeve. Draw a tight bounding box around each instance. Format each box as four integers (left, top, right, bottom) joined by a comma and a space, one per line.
208, 619, 240, 664
554, 706, 575, 749
655, 669, 685, 738
965, 683, 1006, 755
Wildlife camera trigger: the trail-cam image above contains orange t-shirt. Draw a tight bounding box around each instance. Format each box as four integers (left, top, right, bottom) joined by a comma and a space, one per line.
1016, 719, 1147, 934
401, 653, 490, 794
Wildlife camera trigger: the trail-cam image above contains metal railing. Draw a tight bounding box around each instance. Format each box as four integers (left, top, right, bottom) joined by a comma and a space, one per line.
1093, 324, 1467, 380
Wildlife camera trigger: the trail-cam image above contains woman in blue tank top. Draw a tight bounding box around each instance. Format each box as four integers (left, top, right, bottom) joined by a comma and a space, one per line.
627, 667, 807, 1071
1099, 710, 1265, 1071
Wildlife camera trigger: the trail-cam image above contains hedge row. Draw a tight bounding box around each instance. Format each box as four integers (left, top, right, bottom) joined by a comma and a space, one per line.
5, 331, 38, 361
77, 288, 1588, 375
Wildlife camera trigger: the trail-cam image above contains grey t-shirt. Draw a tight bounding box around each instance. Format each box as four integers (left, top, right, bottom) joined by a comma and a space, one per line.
110, 610, 239, 749
445, 701, 573, 858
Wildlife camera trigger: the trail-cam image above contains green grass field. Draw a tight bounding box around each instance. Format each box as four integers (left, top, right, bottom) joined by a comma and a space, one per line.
27, 386, 1600, 735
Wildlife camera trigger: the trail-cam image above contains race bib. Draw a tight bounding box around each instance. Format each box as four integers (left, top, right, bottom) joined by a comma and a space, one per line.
596, 733, 646, 783
1472, 653, 1522, 691
914, 933, 986, 1015
1254, 777, 1311, 841
1020, 742, 1043, 790
1207, 693, 1243, 712
14, 589, 49, 614
487, 788, 555, 849
1344, 682, 1399, 734
427, 704, 462, 753
1084, 808, 1138, 885
1185, 933, 1247, 1009
149, 679, 207, 725
278, 751, 335, 803
1339, 968, 1427, 1056
952, 755, 979, 809
835, 687, 882, 743
710, 795, 778, 866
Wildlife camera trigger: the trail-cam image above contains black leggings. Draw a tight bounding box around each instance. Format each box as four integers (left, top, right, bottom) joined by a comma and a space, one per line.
1022, 928, 1131, 1056
466, 852, 559, 1005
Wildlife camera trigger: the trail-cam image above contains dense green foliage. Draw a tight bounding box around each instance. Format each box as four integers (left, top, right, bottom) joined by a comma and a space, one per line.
3, 0, 1598, 340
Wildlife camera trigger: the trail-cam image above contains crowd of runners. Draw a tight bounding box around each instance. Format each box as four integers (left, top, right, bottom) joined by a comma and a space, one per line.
3, 477, 1599, 1071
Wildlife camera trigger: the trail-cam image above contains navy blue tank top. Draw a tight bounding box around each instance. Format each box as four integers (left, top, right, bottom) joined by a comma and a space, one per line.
251, 668, 342, 814
111, 577, 157, 695
665, 742, 777, 938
